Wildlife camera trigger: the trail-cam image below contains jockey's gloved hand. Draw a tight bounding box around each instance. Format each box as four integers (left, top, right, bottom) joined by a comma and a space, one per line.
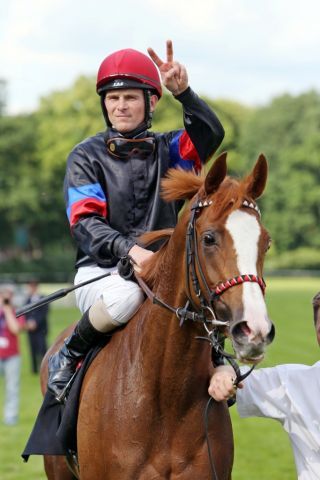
117, 256, 135, 280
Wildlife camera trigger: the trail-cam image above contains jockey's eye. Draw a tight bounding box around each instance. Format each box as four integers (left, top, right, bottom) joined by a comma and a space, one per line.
203, 232, 217, 246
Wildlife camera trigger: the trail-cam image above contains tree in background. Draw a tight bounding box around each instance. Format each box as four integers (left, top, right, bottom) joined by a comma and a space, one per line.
239, 91, 320, 267
1, 76, 320, 278
0, 114, 37, 250
0, 79, 7, 116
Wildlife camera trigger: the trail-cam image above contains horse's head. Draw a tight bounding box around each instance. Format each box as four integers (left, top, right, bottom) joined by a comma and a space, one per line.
160, 152, 274, 364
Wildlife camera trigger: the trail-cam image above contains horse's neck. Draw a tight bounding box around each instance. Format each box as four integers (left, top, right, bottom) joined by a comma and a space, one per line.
134, 236, 212, 394
153, 223, 188, 308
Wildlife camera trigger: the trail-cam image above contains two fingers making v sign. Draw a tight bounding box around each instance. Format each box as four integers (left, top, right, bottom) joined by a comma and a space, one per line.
147, 40, 189, 97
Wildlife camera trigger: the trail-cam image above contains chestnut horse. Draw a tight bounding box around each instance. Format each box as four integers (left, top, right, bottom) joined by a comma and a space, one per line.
41, 152, 274, 480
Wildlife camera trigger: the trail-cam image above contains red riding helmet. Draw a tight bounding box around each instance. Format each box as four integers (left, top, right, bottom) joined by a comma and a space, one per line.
96, 48, 162, 98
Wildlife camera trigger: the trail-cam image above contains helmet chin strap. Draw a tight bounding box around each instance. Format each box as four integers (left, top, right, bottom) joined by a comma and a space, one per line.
101, 89, 154, 138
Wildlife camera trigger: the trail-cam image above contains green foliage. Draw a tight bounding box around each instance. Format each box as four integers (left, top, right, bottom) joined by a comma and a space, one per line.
33, 76, 104, 251
0, 114, 39, 249
0, 79, 7, 116
152, 92, 184, 131
239, 91, 320, 253
0, 75, 320, 275
206, 97, 254, 171
0, 245, 75, 282
266, 247, 320, 270
37, 75, 103, 177
153, 93, 254, 172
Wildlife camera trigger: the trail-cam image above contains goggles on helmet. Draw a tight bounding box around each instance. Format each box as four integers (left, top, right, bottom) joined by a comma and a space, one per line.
99, 78, 155, 95
105, 137, 155, 160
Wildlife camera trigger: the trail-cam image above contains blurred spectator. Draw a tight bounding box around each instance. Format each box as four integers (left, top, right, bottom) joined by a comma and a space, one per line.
25, 281, 49, 374
0, 287, 25, 426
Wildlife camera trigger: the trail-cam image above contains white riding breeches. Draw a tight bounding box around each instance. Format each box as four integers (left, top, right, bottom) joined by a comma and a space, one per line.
74, 264, 144, 326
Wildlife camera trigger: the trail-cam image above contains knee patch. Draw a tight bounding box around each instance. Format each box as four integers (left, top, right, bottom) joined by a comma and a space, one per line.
101, 281, 144, 326
88, 299, 115, 333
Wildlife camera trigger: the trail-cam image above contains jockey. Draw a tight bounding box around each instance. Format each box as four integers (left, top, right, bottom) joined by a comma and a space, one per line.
48, 40, 225, 400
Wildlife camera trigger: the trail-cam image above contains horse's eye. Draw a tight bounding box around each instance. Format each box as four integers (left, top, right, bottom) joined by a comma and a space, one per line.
203, 233, 217, 246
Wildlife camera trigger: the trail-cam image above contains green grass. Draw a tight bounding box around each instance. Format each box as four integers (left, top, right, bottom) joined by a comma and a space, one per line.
0, 307, 78, 480
0, 277, 319, 479
231, 277, 320, 480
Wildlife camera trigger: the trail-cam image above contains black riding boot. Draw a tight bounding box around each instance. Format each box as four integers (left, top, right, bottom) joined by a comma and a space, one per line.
48, 309, 104, 401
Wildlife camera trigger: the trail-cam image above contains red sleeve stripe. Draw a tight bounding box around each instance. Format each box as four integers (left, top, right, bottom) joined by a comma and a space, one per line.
169, 131, 202, 173
179, 131, 202, 172
69, 198, 107, 227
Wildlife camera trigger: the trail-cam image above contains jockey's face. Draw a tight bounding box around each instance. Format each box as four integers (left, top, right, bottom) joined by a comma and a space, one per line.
104, 89, 158, 133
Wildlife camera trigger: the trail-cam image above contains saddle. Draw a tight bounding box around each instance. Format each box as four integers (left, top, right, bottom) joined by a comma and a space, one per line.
22, 257, 135, 463
22, 341, 108, 461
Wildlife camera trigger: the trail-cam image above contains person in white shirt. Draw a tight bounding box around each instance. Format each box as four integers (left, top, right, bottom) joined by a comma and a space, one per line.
208, 292, 320, 480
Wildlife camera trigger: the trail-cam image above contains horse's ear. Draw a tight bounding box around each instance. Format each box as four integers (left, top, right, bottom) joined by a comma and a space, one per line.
204, 152, 228, 195
245, 153, 268, 199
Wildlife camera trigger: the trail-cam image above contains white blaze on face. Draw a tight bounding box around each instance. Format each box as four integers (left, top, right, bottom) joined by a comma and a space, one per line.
225, 210, 269, 340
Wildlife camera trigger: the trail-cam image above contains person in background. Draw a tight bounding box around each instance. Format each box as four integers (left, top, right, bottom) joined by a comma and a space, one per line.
0, 287, 26, 425
47, 40, 225, 400
208, 292, 320, 480
25, 280, 49, 374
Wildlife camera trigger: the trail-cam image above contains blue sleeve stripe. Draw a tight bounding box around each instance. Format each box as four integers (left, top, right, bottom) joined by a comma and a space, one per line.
169, 132, 182, 168
66, 183, 106, 219
169, 131, 195, 171
68, 183, 106, 205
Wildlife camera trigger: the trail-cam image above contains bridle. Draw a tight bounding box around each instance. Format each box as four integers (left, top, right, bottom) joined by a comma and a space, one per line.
185, 197, 265, 310
131, 196, 266, 370
134, 196, 265, 340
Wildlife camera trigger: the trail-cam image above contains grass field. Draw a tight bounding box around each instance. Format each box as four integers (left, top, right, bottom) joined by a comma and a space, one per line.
0, 277, 319, 479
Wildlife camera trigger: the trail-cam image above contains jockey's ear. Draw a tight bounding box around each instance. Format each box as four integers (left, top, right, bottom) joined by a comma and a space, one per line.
245, 154, 268, 199
204, 152, 227, 195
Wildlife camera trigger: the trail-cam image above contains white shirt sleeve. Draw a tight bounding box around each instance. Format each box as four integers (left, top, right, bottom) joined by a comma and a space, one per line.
236, 362, 320, 479
236, 364, 309, 423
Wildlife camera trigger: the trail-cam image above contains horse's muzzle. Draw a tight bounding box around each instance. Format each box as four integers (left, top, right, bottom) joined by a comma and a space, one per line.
230, 320, 275, 364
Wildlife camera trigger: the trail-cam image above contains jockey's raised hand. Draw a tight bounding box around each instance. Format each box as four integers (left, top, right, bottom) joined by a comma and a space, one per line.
148, 40, 188, 96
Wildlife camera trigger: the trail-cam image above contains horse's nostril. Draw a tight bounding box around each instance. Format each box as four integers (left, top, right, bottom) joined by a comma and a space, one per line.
232, 319, 275, 348
267, 323, 276, 344
231, 321, 251, 341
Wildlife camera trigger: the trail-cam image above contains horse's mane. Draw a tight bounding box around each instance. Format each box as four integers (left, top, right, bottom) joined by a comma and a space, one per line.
161, 168, 204, 202
139, 167, 245, 287
160, 167, 245, 215
139, 229, 173, 287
